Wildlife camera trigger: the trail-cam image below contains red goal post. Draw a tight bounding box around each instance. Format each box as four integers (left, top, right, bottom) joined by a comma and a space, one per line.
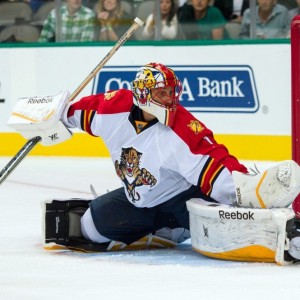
291, 15, 300, 215
291, 15, 300, 164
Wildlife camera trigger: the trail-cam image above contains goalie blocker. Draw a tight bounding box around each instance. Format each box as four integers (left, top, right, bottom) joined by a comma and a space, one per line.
187, 198, 300, 265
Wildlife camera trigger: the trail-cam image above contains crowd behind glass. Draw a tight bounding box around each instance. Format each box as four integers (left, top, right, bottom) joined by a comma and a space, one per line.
0, 0, 298, 43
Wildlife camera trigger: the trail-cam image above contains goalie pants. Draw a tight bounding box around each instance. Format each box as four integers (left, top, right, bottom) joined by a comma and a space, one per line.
89, 185, 205, 245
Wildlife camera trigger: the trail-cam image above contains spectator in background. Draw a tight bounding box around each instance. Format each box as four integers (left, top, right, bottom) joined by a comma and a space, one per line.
83, 0, 98, 9
94, 0, 132, 41
213, 0, 249, 23
277, 0, 297, 10
23, 0, 44, 12
178, 0, 226, 40
239, 0, 289, 39
289, 0, 300, 23
177, 0, 187, 6
142, 0, 179, 40
38, 0, 95, 42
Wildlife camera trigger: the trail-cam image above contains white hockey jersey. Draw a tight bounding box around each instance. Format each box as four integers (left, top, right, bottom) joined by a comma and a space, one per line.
65, 89, 247, 207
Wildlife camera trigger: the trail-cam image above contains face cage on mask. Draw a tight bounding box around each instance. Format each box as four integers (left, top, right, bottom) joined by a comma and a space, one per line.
132, 75, 183, 126
136, 79, 182, 108
148, 86, 180, 111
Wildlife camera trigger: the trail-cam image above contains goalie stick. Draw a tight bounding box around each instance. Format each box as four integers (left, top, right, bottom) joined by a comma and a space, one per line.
0, 136, 41, 184
0, 17, 144, 186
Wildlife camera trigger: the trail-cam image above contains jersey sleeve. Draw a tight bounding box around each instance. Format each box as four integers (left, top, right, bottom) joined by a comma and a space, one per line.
170, 105, 247, 196
65, 89, 133, 136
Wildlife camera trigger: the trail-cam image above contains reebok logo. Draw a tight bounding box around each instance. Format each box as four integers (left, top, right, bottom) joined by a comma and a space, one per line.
203, 225, 209, 238
55, 216, 60, 234
27, 97, 53, 104
49, 133, 59, 141
219, 210, 254, 220
236, 187, 242, 205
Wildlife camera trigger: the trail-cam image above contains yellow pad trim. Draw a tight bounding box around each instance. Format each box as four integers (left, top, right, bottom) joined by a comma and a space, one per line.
256, 171, 267, 208
43, 235, 176, 252
109, 236, 176, 251
12, 110, 55, 122
194, 245, 276, 263
44, 244, 101, 253
43, 244, 68, 251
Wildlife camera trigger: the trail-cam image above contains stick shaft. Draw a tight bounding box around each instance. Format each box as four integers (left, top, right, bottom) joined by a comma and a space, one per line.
0, 136, 41, 185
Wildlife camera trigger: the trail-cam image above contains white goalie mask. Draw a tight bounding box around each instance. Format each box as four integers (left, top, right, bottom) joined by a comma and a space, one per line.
132, 63, 182, 127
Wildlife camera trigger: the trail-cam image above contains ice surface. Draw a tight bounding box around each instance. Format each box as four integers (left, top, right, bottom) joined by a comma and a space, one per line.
0, 157, 299, 300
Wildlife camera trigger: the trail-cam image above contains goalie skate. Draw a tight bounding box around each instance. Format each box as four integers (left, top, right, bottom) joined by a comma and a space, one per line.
232, 160, 300, 208
286, 215, 300, 261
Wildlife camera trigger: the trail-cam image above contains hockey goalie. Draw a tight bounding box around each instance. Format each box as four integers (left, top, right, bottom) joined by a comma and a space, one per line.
7, 62, 300, 265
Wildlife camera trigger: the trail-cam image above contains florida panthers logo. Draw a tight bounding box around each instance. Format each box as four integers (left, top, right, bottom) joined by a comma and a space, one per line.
104, 91, 118, 100
115, 147, 157, 202
187, 120, 204, 135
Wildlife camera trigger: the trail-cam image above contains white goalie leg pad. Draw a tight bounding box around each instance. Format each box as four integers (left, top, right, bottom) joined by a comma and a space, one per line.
7, 91, 72, 146
187, 198, 295, 265
232, 160, 300, 208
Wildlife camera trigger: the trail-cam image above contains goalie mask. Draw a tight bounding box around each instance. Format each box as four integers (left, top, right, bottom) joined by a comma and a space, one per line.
132, 63, 182, 127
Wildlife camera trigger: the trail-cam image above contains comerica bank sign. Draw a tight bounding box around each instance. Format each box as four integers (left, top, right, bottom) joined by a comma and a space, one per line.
93, 65, 259, 113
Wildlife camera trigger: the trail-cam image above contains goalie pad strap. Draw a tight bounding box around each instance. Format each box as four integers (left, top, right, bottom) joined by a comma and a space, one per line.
187, 198, 295, 265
